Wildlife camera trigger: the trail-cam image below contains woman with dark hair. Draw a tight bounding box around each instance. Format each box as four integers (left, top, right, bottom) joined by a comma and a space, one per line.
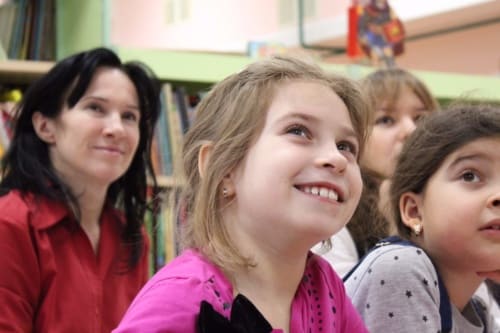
0, 47, 160, 332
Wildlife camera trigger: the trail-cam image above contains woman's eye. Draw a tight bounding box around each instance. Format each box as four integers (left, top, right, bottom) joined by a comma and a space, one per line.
88, 103, 103, 113
375, 116, 394, 126
414, 112, 430, 124
286, 125, 310, 138
461, 170, 480, 182
123, 112, 139, 122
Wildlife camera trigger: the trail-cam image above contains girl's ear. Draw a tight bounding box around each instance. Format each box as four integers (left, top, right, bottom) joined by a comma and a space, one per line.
32, 111, 56, 144
399, 192, 423, 229
198, 141, 214, 179
198, 142, 236, 199
221, 171, 236, 199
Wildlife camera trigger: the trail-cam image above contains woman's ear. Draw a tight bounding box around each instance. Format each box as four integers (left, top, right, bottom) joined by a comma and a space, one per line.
198, 141, 214, 179
399, 192, 423, 229
32, 112, 55, 144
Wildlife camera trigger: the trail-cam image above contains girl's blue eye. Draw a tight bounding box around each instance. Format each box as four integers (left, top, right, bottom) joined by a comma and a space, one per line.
286, 124, 310, 138
338, 141, 358, 157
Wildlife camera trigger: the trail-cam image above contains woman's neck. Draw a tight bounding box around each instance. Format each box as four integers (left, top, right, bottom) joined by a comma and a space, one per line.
74, 186, 108, 254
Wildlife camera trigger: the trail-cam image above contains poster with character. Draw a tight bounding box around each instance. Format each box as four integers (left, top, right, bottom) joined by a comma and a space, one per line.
348, 0, 405, 67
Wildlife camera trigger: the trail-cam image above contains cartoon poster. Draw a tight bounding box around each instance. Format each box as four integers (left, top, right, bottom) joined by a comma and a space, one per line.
348, 0, 405, 67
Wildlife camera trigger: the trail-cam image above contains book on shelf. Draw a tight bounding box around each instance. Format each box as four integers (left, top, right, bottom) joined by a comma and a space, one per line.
0, 0, 17, 57
174, 86, 191, 134
0, 43, 6, 60
8, 0, 27, 59
3, 0, 55, 60
156, 85, 174, 176
165, 83, 184, 176
147, 82, 204, 271
162, 188, 182, 264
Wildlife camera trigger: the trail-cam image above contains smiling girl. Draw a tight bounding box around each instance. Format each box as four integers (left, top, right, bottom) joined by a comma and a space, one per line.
114, 55, 370, 333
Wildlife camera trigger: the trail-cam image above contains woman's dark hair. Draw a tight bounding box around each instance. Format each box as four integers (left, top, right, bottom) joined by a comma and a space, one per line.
0, 47, 161, 268
390, 104, 500, 239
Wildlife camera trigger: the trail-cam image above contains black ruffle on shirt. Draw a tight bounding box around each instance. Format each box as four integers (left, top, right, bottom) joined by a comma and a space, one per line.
197, 294, 273, 333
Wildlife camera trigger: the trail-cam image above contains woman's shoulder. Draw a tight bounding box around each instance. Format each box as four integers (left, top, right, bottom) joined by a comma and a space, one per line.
0, 191, 69, 230
0, 190, 29, 212
0, 190, 35, 229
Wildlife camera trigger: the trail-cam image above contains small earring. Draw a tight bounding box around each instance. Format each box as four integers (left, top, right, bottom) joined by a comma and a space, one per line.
222, 188, 228, 198
413, 224, 422, 236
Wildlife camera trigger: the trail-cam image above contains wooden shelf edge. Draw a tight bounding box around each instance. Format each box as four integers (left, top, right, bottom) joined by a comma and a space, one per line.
0, 60, 54, 84
2, 55, 500, 101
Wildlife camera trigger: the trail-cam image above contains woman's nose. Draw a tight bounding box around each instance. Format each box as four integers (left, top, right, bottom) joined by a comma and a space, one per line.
103, 112, 125, 137
398, 116, 417, 140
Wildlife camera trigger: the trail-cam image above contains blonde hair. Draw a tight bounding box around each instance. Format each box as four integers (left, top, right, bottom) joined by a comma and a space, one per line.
180, 55, 370, 271
361, 68, 440, 114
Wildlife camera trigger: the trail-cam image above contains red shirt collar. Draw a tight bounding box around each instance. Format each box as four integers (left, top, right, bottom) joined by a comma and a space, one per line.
21, 191, 122, 230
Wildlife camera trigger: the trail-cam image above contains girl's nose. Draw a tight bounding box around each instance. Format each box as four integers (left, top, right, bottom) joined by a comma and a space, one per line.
316, 147, 348, 174
488, 190, 500, 209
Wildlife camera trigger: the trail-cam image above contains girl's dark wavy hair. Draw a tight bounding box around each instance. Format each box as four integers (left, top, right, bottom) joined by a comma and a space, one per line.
0, 47, 161, 269
390, 104, 500, 239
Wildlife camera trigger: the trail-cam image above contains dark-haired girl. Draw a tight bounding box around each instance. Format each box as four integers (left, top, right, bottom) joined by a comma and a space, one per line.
346, 105, 500, 332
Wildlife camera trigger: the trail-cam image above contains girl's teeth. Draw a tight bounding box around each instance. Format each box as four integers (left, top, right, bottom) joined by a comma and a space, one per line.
328, 190, 338, 201
303, 186, 338, 201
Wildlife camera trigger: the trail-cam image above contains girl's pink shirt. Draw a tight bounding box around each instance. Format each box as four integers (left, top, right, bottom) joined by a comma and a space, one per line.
114, 249, 368, 333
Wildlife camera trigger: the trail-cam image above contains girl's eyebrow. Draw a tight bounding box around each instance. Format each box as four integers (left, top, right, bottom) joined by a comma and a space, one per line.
448, 153, 490, 168
277, 112, 357, 137
278, 112, 316, 122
